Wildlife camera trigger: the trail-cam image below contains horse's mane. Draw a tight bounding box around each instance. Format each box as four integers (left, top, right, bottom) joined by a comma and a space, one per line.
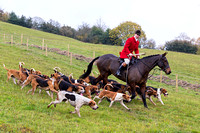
141, 54, 160, 59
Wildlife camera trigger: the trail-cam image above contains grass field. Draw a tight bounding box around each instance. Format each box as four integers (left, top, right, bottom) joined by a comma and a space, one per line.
0, 21, 200, 132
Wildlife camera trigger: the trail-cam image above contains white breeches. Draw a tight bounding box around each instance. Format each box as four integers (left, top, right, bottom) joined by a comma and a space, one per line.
124, 58, 130, 65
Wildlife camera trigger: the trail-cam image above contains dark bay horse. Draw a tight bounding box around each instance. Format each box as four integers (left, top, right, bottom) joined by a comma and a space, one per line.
79, 52, 171, 108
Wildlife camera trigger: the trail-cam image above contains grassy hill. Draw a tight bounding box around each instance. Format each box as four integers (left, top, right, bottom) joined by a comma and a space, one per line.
0, 21, 200, 132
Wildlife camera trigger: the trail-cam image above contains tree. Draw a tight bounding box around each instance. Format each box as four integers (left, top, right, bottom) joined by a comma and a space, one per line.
60, 25, 76, 38
8, 12, 20, 25
101, 28, 112, 45
0, 8, 9, 22
19, 15, 27, 27
196, 37, 200, 46
109, 21, 146, 46
176, 32, 190, 41
26, 17, 33, 28
196, 37, 200, 55
88, 26, 104, 44
32, 17, 45, 30
165, 40, 198, 54
142, 39, 156, 49
75, 22, 91, 42
40, 19, 61, 34
95, 18, 107, 31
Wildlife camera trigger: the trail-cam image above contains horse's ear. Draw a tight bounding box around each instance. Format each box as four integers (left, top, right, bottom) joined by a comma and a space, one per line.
162, 52, 168, 57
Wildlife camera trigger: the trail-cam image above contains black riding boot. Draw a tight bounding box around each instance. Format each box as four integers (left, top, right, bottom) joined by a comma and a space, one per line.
116, 64, 125, 77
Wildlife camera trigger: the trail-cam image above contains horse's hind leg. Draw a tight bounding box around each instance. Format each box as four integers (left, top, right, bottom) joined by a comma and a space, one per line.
95, 73, 109, 87
140, 84, 148, 108
102, 74, 109, 85
95, 75, 103, 85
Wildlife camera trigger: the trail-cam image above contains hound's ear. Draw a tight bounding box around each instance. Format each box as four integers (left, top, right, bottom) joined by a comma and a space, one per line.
89, 101, 96, 106
162, 52, 168, 57
122, 94, 127, 99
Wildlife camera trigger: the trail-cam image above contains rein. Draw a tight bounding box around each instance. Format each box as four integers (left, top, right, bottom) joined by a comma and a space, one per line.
125, 55, 166, 84
125, 62, 130, 85
136, 56, 163, 79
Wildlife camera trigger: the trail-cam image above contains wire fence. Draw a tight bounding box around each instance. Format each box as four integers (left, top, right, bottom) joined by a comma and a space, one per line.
0, 32, 199, 91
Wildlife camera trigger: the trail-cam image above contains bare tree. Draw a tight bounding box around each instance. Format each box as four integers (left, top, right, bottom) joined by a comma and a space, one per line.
95, 18, 107, 31
143, 39, 156, 49
32, 17, 45, 29
176, 33, 190, 41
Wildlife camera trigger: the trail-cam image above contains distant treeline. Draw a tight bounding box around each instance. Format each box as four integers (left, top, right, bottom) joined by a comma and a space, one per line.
1, 11, 113, 45
0, 9, 200, 54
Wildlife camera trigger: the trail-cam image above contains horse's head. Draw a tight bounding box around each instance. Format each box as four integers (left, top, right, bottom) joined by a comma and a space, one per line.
157, 52, 171, 75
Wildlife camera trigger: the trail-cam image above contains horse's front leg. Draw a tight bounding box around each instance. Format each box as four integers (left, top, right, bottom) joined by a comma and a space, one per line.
129, 83, 136, 99
140, 84, 148, 108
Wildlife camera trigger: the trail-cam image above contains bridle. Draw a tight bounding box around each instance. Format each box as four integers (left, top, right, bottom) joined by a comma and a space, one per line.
137, 55, 168, 79
125, 55, 168, 83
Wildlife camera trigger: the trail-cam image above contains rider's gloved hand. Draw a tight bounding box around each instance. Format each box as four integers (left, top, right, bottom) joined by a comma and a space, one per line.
128, 53, 134, 56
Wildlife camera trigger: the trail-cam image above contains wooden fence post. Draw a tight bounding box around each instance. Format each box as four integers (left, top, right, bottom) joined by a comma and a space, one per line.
176, 74, 178, 92
26, 38, 29, 50
46, 43, 47, 56
160, 71, 162, 83
11, 35, 13, 45
68, 44, 69, 57
70, 52, 72, 65
4, 33, 5, 43
21, 34, 23, 45
93, 51, 95, 58
42, 38, 44, 50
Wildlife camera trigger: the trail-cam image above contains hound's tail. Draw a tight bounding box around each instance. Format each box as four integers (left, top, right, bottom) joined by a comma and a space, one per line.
79, 56, 100, 79
53, 67, 61, 73
103, 83, 113, 90
68, 73, 74, 84
3, 64, 9, 71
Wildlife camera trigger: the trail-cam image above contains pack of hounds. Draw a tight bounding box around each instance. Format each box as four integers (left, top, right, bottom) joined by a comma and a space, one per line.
3, 62, 169, 117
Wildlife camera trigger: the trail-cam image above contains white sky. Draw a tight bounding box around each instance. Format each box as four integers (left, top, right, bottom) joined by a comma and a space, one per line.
0, 0, 200, 46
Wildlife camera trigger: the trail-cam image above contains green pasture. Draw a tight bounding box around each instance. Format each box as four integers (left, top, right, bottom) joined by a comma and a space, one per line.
0, 21, 200, 132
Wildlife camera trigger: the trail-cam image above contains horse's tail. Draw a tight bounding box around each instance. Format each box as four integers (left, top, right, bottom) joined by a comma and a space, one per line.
79, 56, 100, 79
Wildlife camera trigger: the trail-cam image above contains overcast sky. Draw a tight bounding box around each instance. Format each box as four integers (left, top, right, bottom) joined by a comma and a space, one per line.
0, 0, 200, 46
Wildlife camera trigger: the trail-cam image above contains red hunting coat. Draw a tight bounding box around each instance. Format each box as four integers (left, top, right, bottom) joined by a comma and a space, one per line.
120, 36, 139, 59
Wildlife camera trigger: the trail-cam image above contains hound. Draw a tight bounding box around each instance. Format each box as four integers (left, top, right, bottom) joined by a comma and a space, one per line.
3, 62, 28, 84
93, 89, 131, 110
68, 74, 99, 99
146, 86, 168, 105
104, 82, 131, 94
21, 69, 49, 90
135, 86, 158, 105
51, 73, 85, 94
47, 91, 98, 117
27, 76, 58, 99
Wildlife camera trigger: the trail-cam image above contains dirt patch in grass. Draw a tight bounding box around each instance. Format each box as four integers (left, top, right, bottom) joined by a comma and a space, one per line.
20, 127, 33, 133
23, 43, 93, 62
0, 123, 12, 132
19, 43, 200, 91
149, 75, 200, 91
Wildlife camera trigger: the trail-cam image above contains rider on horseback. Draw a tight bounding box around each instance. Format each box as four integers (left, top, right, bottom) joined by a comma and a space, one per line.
116, 30, 141, 77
